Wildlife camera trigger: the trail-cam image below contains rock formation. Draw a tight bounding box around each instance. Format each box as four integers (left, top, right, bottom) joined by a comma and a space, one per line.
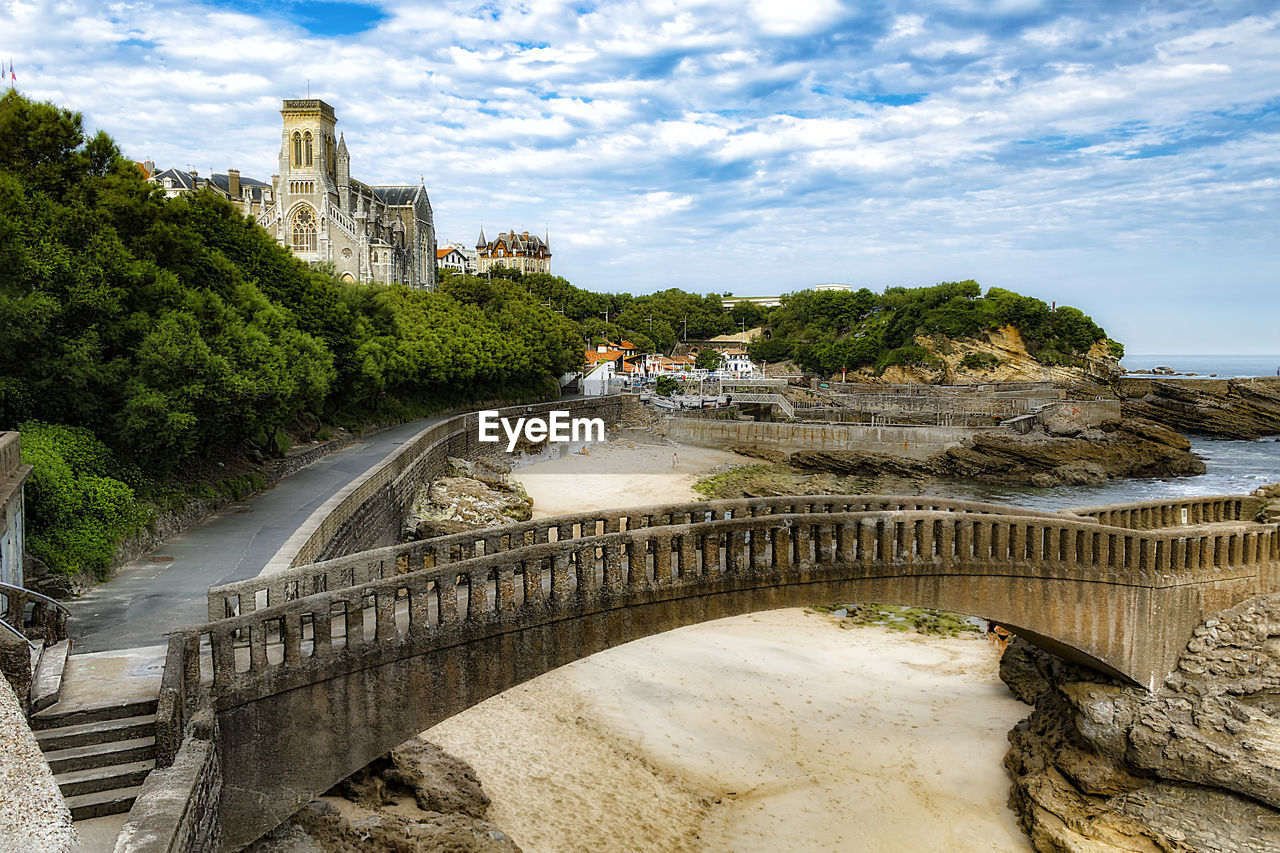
791, 417, 1204, 487
1001, 594, 1280, 852
405, 457, 533, 539
247, 737, 521, 853
1116, 378, 1280, 440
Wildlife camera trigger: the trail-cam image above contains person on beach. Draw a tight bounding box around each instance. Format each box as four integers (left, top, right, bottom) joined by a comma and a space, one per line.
672, 450, 679, 468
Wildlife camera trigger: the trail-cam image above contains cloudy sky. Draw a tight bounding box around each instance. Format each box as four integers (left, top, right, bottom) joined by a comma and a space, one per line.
4, 1, 1278, 353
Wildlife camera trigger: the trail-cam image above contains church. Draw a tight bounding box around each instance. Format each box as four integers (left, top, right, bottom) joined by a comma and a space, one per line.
150, 99, 438, 289
259, 99, 437, 288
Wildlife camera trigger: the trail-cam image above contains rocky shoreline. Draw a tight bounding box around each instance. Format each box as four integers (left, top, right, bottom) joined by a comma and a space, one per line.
791, 416, 1204, 487
1000, 594, 1280, 852
1114, 377, 1280, 440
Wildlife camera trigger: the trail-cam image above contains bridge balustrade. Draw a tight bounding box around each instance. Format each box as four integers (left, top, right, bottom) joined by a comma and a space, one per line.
1068, 495, 1264, 530
177, 508, 1276, 710
208, 496, 1075, 620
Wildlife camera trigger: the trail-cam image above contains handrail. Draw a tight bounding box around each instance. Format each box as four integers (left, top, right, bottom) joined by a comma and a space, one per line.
0, 582, 71, 616
0, 617, 36, 651
209, 494, 1078, 618
178, 506, 1278, 704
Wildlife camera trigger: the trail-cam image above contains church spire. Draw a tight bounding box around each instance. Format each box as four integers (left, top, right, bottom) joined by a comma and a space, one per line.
336, 132, 348, 159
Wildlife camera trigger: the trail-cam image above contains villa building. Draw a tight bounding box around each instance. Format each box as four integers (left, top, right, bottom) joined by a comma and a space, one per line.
476, 229, 552, 274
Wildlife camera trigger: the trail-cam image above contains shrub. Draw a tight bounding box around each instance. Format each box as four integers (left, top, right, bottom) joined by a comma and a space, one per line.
18, 422, 148, 577
960, 352, 1001, 371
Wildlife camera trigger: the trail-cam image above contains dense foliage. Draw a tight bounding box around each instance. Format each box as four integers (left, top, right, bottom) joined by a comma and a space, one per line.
0, 92, 579, 573
17, 422, 148, 577
0, 92, 580, 475
750, 280, 1116, 376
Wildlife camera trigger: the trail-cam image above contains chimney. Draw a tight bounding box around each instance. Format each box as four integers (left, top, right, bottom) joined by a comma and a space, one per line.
228, 169, 240, 198
189, 169, 198, 177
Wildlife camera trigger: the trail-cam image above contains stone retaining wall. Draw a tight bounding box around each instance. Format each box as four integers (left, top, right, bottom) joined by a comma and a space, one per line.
666, 417, 982, 459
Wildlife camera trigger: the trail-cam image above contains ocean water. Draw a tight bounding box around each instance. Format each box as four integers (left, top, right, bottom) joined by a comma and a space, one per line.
1122, 354, 1280, 378
910, 435, 1280, 512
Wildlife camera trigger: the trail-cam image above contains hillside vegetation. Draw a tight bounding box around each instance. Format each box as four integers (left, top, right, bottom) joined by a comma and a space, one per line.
0, 92, 580, 575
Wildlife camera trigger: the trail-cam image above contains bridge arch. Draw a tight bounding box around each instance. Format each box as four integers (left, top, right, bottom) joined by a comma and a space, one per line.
159, 501, 1276, 849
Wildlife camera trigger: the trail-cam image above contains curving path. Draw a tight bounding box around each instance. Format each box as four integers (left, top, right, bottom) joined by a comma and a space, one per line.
66, 417, 446, 653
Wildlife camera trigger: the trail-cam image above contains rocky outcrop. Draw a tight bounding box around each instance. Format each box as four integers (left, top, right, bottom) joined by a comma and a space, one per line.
1002, 594, 1280, 852
405, 457, 533, 539
1116, 378, 1280, 440
842, 326, 1123, 385
791, 418, 1204, 487
248, 738, 521, 853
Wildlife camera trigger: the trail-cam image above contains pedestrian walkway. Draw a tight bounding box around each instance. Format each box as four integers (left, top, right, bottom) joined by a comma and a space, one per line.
66, 417, 442, 653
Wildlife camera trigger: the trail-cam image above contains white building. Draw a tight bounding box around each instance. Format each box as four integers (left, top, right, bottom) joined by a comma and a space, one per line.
0, 433, 30, 588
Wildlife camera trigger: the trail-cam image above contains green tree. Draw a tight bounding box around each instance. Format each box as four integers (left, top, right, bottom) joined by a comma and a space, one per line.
695, 349, 724, 371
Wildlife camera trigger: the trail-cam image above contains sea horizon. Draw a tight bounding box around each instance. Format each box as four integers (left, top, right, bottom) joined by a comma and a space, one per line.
1121, 353, 1280, 378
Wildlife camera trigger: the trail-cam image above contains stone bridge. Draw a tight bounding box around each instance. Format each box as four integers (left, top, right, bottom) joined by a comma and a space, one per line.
145, 493, 1277, 851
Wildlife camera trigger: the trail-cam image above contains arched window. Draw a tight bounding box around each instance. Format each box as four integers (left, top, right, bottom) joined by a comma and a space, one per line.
291, 205, 317, 253
292, 132, 302, 167
304, 131, 313, 166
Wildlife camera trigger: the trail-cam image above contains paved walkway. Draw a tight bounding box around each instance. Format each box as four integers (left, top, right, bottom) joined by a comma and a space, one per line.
65, 418, 442, 653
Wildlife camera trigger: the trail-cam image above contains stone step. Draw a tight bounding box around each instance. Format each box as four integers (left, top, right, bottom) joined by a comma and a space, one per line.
33, 713, 156, 752
56, 758, 155, 798
65, 785, 144, 822
43, 735, 156, 775
30, 697, 158, 731
30, 638, 71, 712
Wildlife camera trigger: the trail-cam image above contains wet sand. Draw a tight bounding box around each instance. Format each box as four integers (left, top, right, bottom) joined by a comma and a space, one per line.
422, 439, 1034, 852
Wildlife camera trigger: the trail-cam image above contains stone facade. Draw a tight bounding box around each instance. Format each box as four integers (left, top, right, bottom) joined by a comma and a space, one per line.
260, 100, 437, 289
148, 99, 439, 289
475, 228, 551, 274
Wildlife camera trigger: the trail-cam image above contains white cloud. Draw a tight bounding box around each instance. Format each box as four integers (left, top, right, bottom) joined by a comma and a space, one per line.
3, 0, 1279, 350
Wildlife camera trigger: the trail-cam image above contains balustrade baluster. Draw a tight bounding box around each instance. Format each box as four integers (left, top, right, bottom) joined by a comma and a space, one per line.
211, 627, 235, 689
498, 566, 517, 612
679, 535, 697, 580
835, 523, 855, 565
249, 622, 268, 673
654, 536, 673, 584
345, 592, 365, 645
726, 530, 745, 574
552, 553, 573, 601
860, 518, 877, 568
438, 576, 459, 624
282, 612, 302, 666
375, 589, 396, 639
702, 533, 721, 576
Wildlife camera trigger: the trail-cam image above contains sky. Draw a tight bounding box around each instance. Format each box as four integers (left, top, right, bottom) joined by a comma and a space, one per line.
3, 0, 1278, 354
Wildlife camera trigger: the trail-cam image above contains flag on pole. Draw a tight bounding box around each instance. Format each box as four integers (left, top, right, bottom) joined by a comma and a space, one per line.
8, 60, 14, 86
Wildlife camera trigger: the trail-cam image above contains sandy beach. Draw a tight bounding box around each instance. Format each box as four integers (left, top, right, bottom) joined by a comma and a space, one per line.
513, 438, 754, 518
422, 438, 1034, 852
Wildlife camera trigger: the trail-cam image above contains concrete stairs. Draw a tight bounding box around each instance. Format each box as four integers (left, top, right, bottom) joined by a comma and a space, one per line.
31, 697, 158, 820
1263, 501, 1280, 524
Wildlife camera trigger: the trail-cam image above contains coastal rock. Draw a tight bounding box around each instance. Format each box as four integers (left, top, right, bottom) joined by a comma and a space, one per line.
249, 739, 521, 853
405, 475, 533, 539
1116, 377, 1280, 439
329, 737, 492, 819
1001, 594, 1280, 853
790, 417, 1203, 486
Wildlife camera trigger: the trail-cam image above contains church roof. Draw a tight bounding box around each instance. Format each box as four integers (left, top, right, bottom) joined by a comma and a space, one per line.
371, 185, 420, 206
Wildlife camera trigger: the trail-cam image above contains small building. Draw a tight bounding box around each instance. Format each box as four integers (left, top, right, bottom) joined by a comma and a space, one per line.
476, 229, 551, 275
0, 433, 31, 588
720, 349, 755, 375
437, 246, 470, 275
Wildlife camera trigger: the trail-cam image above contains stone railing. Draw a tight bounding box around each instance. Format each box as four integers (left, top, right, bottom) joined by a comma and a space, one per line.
178, 506, 1277, 705
0, 431, 18, 481
1068, 495, 1266, 530
0, 582, 69, 645
274, 396, 624, 572
208, 495, 1074, 620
